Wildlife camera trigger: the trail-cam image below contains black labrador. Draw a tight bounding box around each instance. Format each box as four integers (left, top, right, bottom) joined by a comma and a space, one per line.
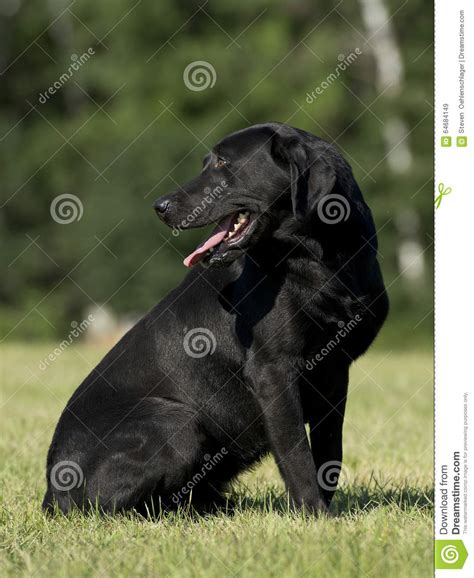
43, 122, 388, 516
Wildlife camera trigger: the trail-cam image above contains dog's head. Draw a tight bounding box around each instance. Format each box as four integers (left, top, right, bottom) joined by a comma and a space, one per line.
154, 122, 353, 268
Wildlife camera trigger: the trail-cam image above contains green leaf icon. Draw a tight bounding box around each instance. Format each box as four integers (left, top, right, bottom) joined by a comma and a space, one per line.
434, 183, 452, 208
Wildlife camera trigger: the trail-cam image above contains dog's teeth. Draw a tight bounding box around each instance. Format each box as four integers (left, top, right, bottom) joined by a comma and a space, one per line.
225, 213, 249, 242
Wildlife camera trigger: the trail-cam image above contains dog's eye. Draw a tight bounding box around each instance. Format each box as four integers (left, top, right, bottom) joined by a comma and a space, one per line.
215, 158, 227, 168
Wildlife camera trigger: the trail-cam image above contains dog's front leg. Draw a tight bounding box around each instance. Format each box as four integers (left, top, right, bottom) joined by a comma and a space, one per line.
248, 363, 327, 514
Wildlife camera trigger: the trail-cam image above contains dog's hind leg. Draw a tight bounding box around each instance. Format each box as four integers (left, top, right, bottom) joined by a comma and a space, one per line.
308, 365, 349, 507
42, 398, 206, 515
142, 454, 236, 516
185, 480, 235, 514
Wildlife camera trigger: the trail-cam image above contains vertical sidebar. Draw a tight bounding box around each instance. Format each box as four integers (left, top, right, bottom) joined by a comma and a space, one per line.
435, 0, 473, 574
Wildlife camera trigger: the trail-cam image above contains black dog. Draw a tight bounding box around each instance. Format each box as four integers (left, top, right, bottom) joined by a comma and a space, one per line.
43, 122, 388, 516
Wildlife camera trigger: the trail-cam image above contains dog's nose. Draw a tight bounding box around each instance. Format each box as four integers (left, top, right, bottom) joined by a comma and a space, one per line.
154, 199, 170, 215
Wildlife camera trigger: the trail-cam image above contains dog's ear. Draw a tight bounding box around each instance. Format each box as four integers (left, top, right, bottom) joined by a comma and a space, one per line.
271, 134, 336, 222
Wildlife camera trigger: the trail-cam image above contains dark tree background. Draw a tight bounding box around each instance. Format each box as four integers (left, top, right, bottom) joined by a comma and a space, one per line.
0, 0, 433, 347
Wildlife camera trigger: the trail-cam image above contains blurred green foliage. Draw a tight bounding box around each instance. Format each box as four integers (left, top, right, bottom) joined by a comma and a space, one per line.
0, 0, 432, 346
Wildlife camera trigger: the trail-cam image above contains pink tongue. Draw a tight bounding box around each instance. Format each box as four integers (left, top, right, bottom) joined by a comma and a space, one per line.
183, 214, 235, 268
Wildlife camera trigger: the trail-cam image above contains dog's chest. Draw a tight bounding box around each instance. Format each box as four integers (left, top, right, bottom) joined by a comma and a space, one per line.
223, 270, 330, 355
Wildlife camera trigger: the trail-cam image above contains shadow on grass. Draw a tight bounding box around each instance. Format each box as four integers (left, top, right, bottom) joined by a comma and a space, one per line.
330, 479, 434, 516
230, 477, 433, 517
37, 478, 433, 522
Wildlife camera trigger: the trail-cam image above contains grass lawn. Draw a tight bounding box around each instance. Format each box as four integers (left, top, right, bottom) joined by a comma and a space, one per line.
0, 344, 433, 578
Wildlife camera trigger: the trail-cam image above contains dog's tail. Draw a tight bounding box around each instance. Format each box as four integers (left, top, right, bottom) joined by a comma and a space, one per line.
41, 488, 55, 514
41, 486, 79, 515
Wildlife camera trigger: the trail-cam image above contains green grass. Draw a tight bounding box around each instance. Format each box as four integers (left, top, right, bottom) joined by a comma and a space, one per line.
0, 344, 433, 577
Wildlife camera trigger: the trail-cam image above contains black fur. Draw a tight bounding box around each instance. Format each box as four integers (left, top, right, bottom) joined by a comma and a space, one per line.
43, 123, 388, 516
